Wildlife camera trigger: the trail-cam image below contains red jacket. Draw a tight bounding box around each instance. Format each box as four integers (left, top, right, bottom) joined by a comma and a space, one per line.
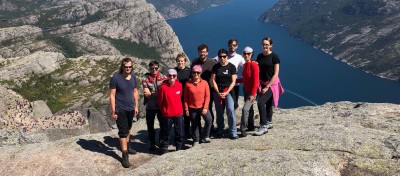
157, 80, 183, 118
242, 61, 259, 96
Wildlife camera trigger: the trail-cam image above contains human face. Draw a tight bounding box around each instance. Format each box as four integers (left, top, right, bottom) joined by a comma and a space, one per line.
123, 61, 133, 74
198, 48, 208, 60
168, 73, 176, 83
218, 54, 228, 65
243, 52, 252, 62
149, 65, 159, 75
192, 70, 201, 79
176, 57, 186, 69
228, 41, 238, 53
262, 40, 272, 53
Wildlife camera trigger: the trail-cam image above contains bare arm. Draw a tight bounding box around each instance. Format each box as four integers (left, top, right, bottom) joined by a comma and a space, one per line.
109, 88, 118, 119
211, 73, 219, 93
133, 88, 139, 115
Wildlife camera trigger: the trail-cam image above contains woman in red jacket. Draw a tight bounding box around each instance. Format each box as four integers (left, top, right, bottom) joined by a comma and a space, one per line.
157, 69, 183, 154
240, 46, 259, 137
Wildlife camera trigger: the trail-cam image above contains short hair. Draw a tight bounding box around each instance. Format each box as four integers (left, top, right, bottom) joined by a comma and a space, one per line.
197, 44, 209, 52
217, 48, 229, 56
119, 57, 133, 74
262, 37, 273, 45
228, 38, 238, 45
149, 60, 159, 67
175, 53, 188, 62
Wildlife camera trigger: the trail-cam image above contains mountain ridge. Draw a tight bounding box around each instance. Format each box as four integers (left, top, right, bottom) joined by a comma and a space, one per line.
260, 0, 400, 81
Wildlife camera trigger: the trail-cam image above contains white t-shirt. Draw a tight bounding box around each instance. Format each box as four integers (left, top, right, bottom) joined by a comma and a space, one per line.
213, 52, 245, 70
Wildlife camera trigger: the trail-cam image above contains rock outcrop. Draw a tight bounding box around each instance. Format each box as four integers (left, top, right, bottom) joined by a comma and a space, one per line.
0, 102, 399, 175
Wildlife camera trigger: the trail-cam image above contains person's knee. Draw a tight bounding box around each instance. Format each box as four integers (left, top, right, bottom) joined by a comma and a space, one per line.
118, 130, 129, 138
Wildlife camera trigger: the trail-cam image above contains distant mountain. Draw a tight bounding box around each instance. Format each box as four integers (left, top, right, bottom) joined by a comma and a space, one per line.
146, 0, 231, 19
0, 0, 183, 66
0, 0, 184, 114
260, 0, 400, 81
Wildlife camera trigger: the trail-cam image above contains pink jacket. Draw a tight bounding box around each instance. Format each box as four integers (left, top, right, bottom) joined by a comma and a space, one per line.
259, 77, 284, 107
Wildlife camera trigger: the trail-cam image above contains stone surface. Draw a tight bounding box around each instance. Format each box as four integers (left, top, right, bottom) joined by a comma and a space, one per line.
0, 102, 399, 175
32, 100, 53, 119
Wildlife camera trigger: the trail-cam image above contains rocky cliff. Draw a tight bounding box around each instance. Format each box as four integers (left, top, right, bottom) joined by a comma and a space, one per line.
0, 102, 399, 175
0, 0, 183, 66
260, 0, 400, 81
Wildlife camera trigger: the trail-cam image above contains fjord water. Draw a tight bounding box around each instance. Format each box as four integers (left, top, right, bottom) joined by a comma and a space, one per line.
167, 0, 400, 108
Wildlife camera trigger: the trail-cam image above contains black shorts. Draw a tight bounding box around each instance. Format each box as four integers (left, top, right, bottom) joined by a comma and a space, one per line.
115, 107, 134, 138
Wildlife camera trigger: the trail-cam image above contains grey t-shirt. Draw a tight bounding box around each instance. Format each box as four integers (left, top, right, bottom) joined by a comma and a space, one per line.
109, 72, 137, 111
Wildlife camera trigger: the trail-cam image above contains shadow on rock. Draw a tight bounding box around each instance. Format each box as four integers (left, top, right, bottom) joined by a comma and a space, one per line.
76, 138, 120, 161
103, 130, 154, 154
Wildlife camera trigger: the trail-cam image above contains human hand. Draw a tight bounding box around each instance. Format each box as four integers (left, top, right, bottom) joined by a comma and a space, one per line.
112, 112, 118, 119
249, 95, 255, 102
185, 110, 190, 116
201, 109, 208, 115
262, 86, 269, 93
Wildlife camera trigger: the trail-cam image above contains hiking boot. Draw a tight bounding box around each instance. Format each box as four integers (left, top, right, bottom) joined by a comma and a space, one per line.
203, 137, 211, 143
127, 143, 137, 155
121, 152, 130, 168
240, 128, 247, 137
149, 143, 156, 151
253, 126, 268, 136
161, 148, 168, 155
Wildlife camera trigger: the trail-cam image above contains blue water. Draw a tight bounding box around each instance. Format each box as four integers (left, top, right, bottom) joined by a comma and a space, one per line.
167, 0, 400, 108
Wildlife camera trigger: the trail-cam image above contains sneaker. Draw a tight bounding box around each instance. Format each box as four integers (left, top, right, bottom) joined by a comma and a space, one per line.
161, 148, 169, 155
121, 152, 130, 168
214, 133, 223, 139
266, 122, 273, 129
203, 137, 211, 143
253, 126, 268, 136
192, 142, 199, 147
127, 145, 137, 155
240, 128, 247, 137
230, 135, 239, 140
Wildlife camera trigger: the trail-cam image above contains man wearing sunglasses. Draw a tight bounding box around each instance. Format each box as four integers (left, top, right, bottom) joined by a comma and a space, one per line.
109, 57, 139, 168
157, 69, 184, 154
142, 61, 168, 151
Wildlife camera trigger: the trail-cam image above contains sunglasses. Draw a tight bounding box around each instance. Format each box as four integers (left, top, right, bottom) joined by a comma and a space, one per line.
218, 55, 227, 59
243, 52, 252, 55
261, 44, 270, 46
168, 74, 177, 78
124, 66, 133, 69
192, 71, 201, 75
228, 44, 237, 47
150, 66, 159, 70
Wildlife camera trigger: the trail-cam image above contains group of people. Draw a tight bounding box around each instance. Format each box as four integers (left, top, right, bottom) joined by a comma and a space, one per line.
109, 37, 284, 168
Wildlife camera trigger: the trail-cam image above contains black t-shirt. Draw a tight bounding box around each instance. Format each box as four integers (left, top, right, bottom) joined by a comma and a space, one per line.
109, 72, 137, 111
175, 66, 191, 87
256, 52, 280, 82
212, 62, 237, 88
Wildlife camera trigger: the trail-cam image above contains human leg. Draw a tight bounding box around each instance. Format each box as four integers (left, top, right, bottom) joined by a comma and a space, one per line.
174, 115, 184, 150
213, 91, 225, 136
225, 93, 238, 138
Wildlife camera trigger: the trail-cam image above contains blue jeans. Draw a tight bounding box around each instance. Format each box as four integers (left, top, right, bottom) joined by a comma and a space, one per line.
240, 91, 255, 131
213, 91, 237, 137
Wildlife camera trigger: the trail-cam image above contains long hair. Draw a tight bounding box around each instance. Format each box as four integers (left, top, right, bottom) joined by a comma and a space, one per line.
119, 57, 133, 74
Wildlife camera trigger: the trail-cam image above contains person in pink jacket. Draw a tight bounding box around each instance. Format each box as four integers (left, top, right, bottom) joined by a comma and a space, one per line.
157, 69, 183, 154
